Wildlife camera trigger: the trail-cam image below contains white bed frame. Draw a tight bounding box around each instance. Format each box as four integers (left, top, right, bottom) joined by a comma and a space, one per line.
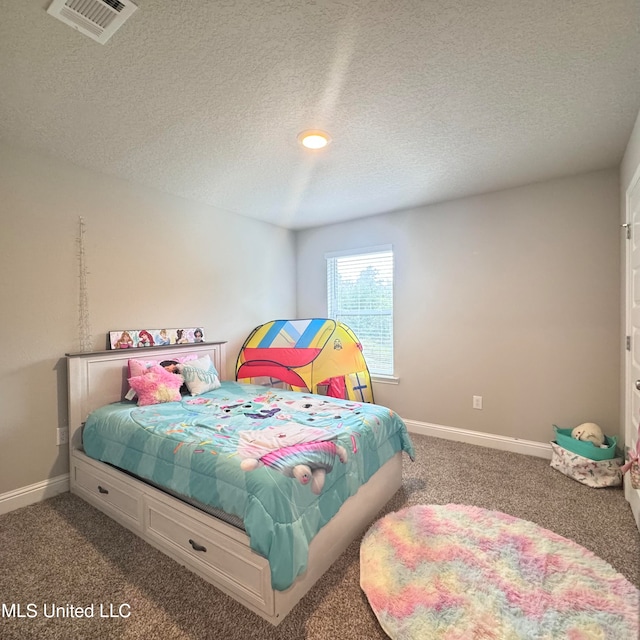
66, 342, 403, 625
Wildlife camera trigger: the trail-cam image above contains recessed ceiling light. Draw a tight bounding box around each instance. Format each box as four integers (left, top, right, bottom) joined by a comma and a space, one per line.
298, 130, 331, 150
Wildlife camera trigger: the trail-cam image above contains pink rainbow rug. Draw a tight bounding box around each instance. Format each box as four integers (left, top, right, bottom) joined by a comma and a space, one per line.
360, 504, 639, 639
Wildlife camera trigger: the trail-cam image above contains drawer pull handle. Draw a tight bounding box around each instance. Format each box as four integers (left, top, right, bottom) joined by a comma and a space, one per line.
189, 539, 207, 553
97, 485, 109, 494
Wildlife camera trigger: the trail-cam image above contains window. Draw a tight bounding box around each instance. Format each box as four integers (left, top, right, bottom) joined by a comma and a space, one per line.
326, 246, 394, 376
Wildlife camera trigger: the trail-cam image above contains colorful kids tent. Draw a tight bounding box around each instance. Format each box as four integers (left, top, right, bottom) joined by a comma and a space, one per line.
236, 318, 374, 403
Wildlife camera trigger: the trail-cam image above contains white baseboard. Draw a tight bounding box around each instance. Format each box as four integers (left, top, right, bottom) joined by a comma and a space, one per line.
404, 419, 553, 460
0, 474, 70, 516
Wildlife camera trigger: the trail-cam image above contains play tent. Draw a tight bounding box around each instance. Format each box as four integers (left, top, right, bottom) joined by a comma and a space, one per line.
235, 318, 374, 403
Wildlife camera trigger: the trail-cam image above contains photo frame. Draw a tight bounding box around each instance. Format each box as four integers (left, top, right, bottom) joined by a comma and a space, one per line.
108, 327, 205, 350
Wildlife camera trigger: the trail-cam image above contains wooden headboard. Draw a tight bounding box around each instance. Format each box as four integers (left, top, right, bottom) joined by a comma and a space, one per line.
66, 341, 227, 450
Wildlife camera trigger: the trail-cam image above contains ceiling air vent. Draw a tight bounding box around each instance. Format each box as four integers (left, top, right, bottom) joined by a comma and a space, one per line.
47, 0, 138, 44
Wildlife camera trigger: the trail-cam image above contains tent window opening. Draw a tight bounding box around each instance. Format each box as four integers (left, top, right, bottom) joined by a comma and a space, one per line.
326, 246, 394, 377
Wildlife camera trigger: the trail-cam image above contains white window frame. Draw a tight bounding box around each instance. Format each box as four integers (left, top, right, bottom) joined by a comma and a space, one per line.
326, 245, 396, 380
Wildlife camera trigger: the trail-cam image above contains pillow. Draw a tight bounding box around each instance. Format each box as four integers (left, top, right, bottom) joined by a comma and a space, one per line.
128, 353, 198, 379
127, 365, 184, 406
177, 354, 221, 396
126, 354, 198, 399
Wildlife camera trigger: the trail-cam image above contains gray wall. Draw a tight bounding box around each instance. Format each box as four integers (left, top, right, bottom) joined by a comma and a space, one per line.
0, 142, 297, 495
0, 139, 625, 495
296, 170, 621, 444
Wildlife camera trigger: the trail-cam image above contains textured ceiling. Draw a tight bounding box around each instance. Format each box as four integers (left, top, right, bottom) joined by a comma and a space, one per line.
1, 1, 639, 229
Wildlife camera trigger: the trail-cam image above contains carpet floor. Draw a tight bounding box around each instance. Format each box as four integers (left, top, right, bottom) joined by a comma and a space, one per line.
1, 434, 639, 640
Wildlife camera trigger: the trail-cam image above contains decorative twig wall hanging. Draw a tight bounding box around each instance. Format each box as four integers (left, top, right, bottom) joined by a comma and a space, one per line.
77, 216, 92, 352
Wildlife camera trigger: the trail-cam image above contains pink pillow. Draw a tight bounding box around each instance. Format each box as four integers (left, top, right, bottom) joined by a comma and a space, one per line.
127, 365, 184, 406
128, 353, 198, 378
126, 354, 199, 399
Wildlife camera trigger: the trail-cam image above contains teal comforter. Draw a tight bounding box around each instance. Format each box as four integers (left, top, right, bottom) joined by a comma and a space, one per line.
82, 382, 415, 590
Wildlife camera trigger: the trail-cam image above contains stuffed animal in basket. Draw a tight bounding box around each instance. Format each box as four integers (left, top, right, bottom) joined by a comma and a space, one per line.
571, 422, 605, 447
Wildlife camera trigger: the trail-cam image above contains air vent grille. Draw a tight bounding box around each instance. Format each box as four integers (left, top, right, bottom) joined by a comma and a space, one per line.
102, 0, 126, 11
47, 0, 137, 44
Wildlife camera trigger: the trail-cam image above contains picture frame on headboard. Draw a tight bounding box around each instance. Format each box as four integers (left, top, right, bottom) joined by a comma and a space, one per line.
109, 327, 205, 349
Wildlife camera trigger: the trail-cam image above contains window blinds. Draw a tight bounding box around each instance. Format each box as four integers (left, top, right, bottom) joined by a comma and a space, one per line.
327, 248, 394, 376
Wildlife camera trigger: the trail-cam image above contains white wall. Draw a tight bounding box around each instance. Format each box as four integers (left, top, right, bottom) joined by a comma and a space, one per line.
0, 141, 296, 494
296, 170, 621, 444
622, 110, 640, 193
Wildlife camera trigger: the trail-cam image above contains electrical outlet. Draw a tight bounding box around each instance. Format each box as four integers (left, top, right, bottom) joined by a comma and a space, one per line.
56, 427, 69, 446
472, 395, 483, 410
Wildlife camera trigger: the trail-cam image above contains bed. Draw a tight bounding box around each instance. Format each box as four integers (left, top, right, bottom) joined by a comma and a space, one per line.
66, 341, 414, 625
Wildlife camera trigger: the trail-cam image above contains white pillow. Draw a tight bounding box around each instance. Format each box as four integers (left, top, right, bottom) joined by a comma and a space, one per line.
177, 354, 221, 396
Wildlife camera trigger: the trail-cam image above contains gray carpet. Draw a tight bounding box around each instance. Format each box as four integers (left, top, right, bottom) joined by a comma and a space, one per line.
1, 434, 639, 640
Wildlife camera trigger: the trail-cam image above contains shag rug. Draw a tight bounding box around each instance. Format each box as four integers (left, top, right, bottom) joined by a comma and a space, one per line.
360, 504, 640, 640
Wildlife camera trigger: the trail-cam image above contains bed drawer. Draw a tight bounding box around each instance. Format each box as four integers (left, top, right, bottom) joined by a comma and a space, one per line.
72, 458, 142, 529
144, 496, 274, 616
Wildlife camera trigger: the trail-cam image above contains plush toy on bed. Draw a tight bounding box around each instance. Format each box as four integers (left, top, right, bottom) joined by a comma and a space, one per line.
571, 422, 605, 447
238, 425, 349, 494
241, 441, 348, 495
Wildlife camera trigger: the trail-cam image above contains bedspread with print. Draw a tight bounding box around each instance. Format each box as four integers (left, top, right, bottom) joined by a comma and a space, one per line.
82, 381, 415, 590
